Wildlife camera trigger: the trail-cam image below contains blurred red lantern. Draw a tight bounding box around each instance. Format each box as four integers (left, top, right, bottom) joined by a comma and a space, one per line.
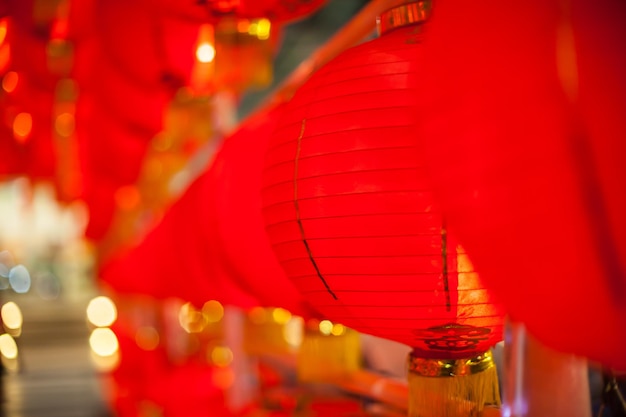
261, 3, 504, 414
99, 170, 258, 310
414, 0, 626, 371
154, 0, 328, 24
0, 2, 60, 185
210, 102, 314, 317
92, 0, 198, 91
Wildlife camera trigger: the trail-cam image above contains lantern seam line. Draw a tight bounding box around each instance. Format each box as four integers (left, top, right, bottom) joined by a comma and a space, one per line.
441, 218, 451, 312
293, 118, 338, 301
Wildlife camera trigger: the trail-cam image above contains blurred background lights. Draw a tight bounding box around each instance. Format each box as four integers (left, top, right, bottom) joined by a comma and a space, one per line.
0, 250, 15, 277
212, 367, 235, 389
86, 296, 117, 327
331, 323, 346, 336
283, 316, 304, 347
179, 302, 207, 333
196, 43, 215, 63
2, 70, 18, 93
0, 19, 7, 44
319, 320, 333, 336
248, 306, 267, 324
0, 333, 18, 359
90, 350, 120, 373
135, 326, 159, 351
248, 18, 271, 40
34, 272, 62, 300
13, 112, 33, 142
272, 307, 292, 324
210, 345, 234, 367
9, 264, 31, 293
202, 300, 224, 323
55, 112, 75, 137
1, 302, 23, 330
89, 327, 119, 357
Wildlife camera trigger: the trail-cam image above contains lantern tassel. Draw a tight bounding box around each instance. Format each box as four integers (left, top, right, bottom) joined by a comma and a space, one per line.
297, 322, 361, 383
407, 350, 500, 417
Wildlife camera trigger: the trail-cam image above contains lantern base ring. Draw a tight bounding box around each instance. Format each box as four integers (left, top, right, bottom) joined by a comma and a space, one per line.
407, 350, 501, 417
408, 349, 496, 378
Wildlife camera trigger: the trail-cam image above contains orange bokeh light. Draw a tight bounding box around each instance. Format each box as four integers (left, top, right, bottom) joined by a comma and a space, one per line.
2, 71, 18, 93
114, 186, 141, 211
13, 112, 32, 143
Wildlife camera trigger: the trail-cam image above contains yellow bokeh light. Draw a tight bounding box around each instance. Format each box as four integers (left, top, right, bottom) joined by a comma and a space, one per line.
248, 307, 267, 324
272, 308, 292, 324
55, 112, 75, 137
247, 22, 258, 35
331, 323, 346, 336
1, 302, 22, 330
89, 328, 119, 357
0, 334, 18, 359
319, 320, 333, 336
282, 316, 304, 347
210, 345, 233, 367
86, 296, 117, 327
90, 350, 120, 372
2, 71, 18, 93
179, 302, 207, 333
202, 300, 224, 323
13, 112, 32, 142
256, 18, 271, 40
135, 326, 159, 351
196, 43, 215, 63
2, 355, 19, 373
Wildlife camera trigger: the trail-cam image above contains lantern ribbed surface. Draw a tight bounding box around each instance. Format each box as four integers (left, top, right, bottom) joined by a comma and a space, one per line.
261, 25, 503, 358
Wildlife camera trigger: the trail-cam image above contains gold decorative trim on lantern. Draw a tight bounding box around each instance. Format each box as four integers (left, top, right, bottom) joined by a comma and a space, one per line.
408, 349, 496, 377
407, 350, 501, 417
377, 1, 432, 36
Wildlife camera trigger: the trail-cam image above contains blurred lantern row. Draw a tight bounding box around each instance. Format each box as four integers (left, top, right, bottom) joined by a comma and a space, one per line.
2, 0, 625, 416
0, 0, 327, 263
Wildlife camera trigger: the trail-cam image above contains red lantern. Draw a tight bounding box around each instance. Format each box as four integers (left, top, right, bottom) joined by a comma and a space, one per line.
261, 3, 504, 415
414, 0, 626, 371
99, 171, 258, 310
210, 102, 314, 317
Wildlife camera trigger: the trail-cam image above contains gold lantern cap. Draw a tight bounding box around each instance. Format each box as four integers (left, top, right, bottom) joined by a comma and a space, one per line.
377, 1, 432, 36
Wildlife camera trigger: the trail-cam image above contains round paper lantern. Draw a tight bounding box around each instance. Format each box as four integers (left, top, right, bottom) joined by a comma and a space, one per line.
261, 3, 504, 415
211, 102, 314, 318
414, 0, 626, 371
99, 171, 258, 310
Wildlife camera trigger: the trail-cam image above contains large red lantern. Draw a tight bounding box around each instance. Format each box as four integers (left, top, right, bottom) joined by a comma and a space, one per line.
261, 3, 504, 415
413, 0, 626, 371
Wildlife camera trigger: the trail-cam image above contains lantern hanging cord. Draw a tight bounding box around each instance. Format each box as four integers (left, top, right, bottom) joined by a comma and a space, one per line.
293, 119, 338, 301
